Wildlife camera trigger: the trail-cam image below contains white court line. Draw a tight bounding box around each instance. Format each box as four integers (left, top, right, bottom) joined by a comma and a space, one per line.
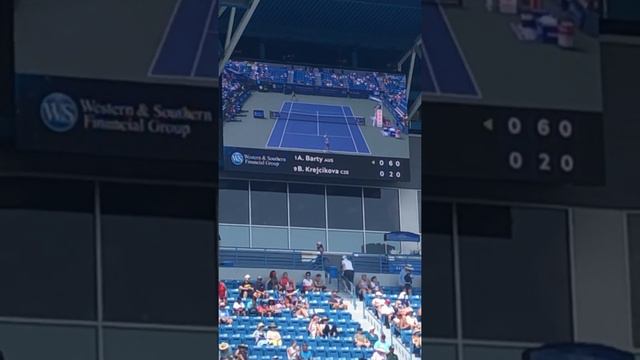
316, 111, 320, 136
436, 3, 483, 98
340, 105, 359, 153
191, 0, 217, 76
265, 101, 287, 148
278, 103, 293, 147
344, 105, 371, 154
148, 0, 184, 78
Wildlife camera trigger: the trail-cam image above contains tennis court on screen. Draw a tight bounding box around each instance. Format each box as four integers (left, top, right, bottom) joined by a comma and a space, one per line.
149, 0, 218, 79
266, 102, 371, 154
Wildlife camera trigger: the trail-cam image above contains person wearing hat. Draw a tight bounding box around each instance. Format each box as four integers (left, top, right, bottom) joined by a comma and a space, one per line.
386, 345, 399, 360
341, 255, 354, 291
307, 314, 322, 338
319, 316, 338, 338
233, 296, 246, 316
252, 322, 268, 346
218, 342, 232, 359
234, 344, 249, 360
266, 323, 282, 346
398, 264, 413, 287
372, 291, 385, 310
328, 290, 349, 310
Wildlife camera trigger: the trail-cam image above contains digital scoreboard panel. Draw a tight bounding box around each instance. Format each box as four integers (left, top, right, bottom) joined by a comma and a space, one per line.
423, 103, 604, 184
222, 60, 411, 181
423, 0, 604, 184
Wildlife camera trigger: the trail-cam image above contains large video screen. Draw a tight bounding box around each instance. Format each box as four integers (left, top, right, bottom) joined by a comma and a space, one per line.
13, 0, 218, 161
422, 0, 604, 184
222, 60, 411, 181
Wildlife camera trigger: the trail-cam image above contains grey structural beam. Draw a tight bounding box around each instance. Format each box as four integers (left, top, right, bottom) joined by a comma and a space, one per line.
219, 0, 261, 75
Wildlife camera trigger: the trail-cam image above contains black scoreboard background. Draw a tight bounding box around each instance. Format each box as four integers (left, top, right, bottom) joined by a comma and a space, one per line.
422, 102, 605, 185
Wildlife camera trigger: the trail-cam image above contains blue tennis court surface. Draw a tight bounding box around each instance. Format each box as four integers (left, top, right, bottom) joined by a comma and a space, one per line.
423, 4, 480, 97
267, 102, 371, 154
149, 0, 218, 79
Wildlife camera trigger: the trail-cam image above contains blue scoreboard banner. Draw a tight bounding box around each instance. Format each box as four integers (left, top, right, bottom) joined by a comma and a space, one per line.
15, 74, 217, 162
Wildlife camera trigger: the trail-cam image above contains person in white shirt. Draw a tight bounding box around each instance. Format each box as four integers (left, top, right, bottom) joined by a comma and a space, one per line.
301, 272, 313, 293
378, 299, 395, 327
341, 255, 354, 292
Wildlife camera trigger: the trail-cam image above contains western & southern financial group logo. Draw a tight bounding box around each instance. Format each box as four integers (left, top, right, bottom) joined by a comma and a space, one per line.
40, 93, 79, 133
231, 152, 244, 166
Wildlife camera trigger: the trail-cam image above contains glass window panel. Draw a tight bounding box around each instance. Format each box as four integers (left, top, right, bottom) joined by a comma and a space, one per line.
627, 214, 640, 348
102, 183, 216, 326
459, 205, 572, 342
252, 226, 288, 249
289, 183, 326, 228
219, 180, 249, 224
219, 224, 250, 248
250, 181, 287, 226
0, 324, 97, 360
463, 345, 527, 360
363, 188, 400, 231
290, 228, 326, 251
422, 201, 456, 339
0, 178, 95, 320
327, 186, 363, 230
104, 328, 216, 360
423, 344, 457, 360
365, 232, 387, 254
328, 230, 364, 253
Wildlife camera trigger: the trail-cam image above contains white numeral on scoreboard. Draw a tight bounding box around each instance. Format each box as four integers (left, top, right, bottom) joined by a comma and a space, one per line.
509, 151, 523, 170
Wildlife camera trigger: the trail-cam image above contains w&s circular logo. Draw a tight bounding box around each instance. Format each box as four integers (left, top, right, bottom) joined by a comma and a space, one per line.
231, 152, 244, 166
40, 93, 78, 133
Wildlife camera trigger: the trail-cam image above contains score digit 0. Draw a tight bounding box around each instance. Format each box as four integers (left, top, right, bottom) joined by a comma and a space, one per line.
508, 151, 523, 170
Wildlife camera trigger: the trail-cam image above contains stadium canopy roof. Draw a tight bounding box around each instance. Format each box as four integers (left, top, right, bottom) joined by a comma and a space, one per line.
219, 0, 420, 51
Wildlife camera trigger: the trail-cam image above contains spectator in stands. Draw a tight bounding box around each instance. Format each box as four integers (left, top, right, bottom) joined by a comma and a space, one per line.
354, 328, 370, 348
386, 345, 398, 360
267, 323, 283, 346
219, 342, 233, 360
412, 329, 422, 355
239, 274, 254, 295
398, 264, 413, 287
293, 297, 310, 318
314, 241, 326, 269
374, 334, 390, 354
252, 322, 268, 346
257, 298, 270, 317
341, 255, 355, 291
378, 299, 395, 327
233, 297, 246, 316
299, 342, 312, 360
254, 275, 267, 299
218, 280, 227, 306
320, 316, 339, 338
358, 274, 370, 301
267, 298, 282, 317
234, 344, 249, 360
312, 273, 327, 291
286, 339, 300, 360
365, 328, 379, 345
302, 272, 313, 292
219, 302, 233, 325
308, 314, 322, 338
369, 276, 381, 293
371, 342, 388, 360
372, 291, 386, 311
328, 290, 349, 310
279, 271, 292, 290
267, 270, 280, 291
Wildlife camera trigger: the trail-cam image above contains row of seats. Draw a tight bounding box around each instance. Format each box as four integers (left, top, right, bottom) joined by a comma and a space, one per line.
241, 345, 375, 360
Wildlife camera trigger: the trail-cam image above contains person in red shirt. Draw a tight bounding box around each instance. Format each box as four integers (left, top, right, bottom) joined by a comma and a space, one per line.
218, 281, 227, 306
279, 272, 291, 290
